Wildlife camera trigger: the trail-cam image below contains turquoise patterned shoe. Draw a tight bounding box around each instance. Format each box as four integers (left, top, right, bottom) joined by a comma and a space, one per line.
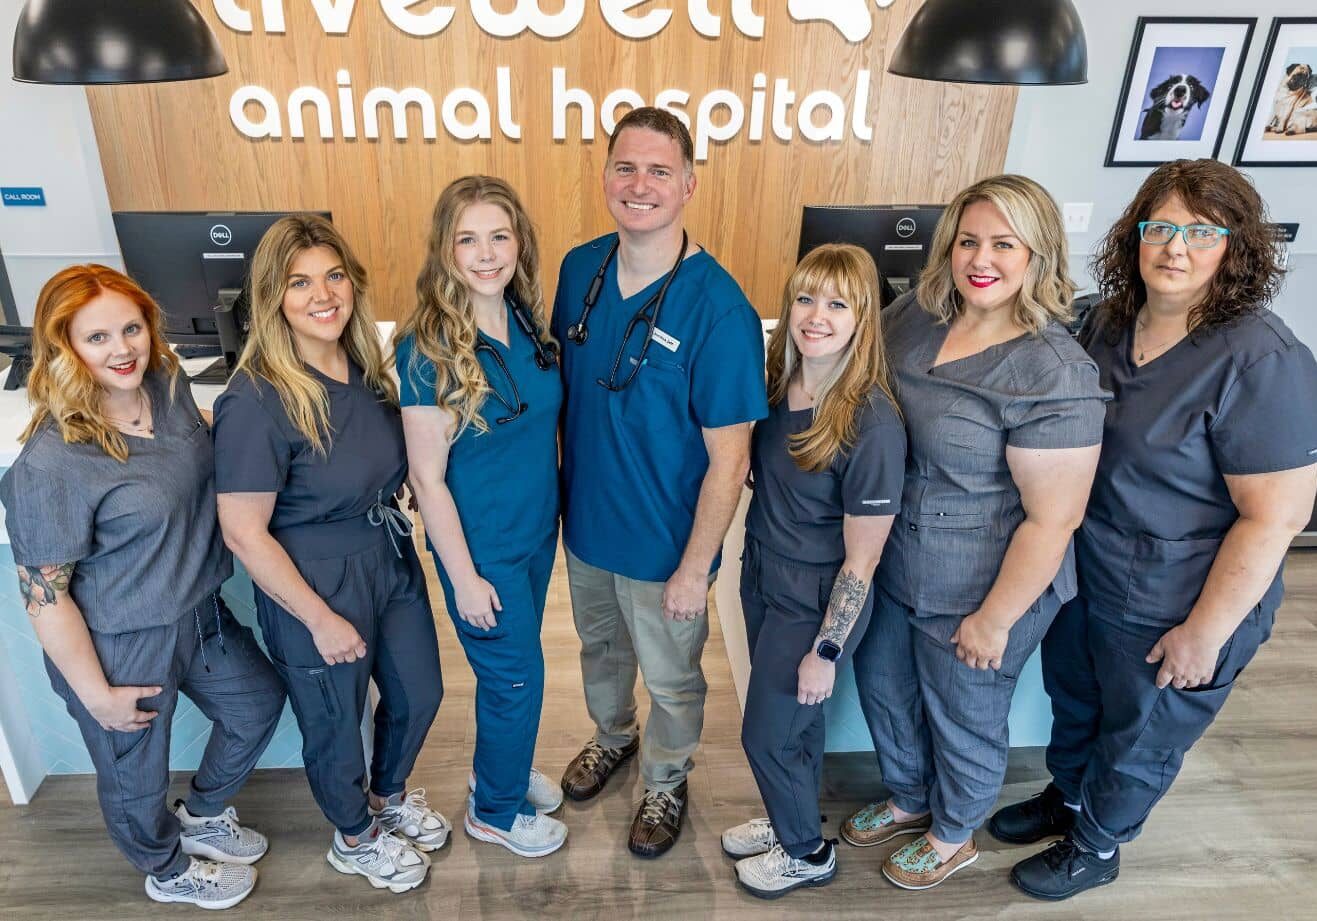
841, 799, 931, 847
882, 834, 979, 890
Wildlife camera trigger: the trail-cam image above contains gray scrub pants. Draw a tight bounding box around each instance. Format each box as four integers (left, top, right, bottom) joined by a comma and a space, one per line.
1042, 595, 1272, 854
854, 586, 1059, 844
739, 537, 873, 858
565, 549, 711, 792
45, 594, 285, 879
257, 518, 442, 837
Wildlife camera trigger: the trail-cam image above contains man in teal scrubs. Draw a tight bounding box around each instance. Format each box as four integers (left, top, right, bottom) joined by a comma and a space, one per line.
553, 106, 768, 858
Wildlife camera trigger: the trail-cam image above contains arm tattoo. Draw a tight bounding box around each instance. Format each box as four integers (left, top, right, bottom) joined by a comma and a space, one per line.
818, 568, 869, 647
270, 591, 309, 625
18, 563, 74, 618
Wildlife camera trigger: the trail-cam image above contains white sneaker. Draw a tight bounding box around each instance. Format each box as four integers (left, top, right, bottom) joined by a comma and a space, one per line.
145, 857, 256, 910
721, 817, 779, 858
464, 794, 568, 857
735, 843, 836, 900
175, 801, 269, 865
326, 827, 430, 893
370, 788, 451, 852
468, 767, 565, 815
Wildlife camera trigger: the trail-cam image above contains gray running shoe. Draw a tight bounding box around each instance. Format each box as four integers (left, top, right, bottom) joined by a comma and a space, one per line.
145, 857, 257, 910
721, 818, 778, 858
176, 802, 269, 865
735, 843, 836, 899
326, 827, 430, 893
469, 767, 565, 815
371, 788, 451, 852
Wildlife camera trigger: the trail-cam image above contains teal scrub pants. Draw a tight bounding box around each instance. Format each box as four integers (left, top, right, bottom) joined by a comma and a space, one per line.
435, 531, 557, 831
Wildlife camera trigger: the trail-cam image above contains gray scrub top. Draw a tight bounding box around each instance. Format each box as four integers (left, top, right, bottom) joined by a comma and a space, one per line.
212, 361, 407, 536
0, 370, 232, 634
876, 291, 1108, 616
1077, 305, 1317, 629
745, 387, 905, 565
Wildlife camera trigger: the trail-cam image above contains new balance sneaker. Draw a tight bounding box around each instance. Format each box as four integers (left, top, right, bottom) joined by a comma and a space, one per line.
326, 826, 430, 893
145, 857, 256, 911
1010, 837, 1120, 901
721, 818, 779, 858
463, 794, 568, 857
469, 767, 565, 815
175, 801, 269, 865
370, 788, 451, 852
734, 842, 836, 900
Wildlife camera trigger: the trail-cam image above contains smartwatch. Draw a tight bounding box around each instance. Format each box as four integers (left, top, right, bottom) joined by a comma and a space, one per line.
815, 640, 842, 663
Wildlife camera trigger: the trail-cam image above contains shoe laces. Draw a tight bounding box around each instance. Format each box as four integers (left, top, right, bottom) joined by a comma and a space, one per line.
743, 818, 775, 845
387, 788, 435, 823
576, 739, 609, 772
639, 789, 678, 825
182, 859, 224, 889
757, 844, 796, 878
1043, 838, 1085, 872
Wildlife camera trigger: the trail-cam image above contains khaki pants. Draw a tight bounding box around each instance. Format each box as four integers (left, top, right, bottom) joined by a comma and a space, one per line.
565, 549, 712, 792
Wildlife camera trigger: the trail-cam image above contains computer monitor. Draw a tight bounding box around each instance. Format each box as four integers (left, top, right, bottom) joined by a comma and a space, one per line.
112, 210, 332, 383
797, 204, 945, 305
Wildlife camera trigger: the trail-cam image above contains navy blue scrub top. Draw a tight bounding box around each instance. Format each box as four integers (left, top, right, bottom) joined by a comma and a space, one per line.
395, 310, 561, 566
876, 291, 1109, 617
1076, 305, 1317, 629
745, 387, 906, 565
0, 370, 232, 634
552, 233, 769, 583
212, 361, 407, 537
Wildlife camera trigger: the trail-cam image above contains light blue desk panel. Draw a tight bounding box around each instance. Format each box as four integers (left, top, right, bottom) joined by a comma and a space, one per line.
0, 544, 304, 776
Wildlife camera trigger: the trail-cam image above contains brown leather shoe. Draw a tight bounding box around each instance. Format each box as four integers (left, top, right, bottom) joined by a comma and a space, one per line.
560, 736, 639, 802
627, 781, 687, 858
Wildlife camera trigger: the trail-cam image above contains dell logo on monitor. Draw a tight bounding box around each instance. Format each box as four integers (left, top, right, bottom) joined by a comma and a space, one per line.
209, 224, 233, 246
896, 218, 917, 239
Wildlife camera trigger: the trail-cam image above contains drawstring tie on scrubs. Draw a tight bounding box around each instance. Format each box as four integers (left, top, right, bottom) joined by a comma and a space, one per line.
367, 489, 414, 559
193, 593, 228, 673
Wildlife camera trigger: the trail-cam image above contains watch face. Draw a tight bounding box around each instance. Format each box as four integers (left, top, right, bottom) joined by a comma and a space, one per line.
817, 641, 842, 662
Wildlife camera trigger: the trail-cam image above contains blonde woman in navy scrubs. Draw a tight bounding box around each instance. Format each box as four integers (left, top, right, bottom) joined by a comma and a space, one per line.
719, 244, 904, 899
995, 160, 1317, 901
395, 176, 567, 857
214, 216, 446, 894
843, 175, 1108, 891
0, 265, 284, 910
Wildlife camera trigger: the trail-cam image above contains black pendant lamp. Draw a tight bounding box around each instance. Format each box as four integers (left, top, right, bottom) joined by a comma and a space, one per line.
13, 0, 228, 85
889, 0, 1088, 86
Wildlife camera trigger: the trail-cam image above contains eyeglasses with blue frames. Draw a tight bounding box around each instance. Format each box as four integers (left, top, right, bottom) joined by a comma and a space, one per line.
1137, 221, 1230, 249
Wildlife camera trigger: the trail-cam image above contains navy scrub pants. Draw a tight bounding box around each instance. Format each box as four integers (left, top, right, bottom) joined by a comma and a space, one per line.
45, 594, 285, 878
435, 531, 556, 831
257, 518, 443, 838
1042, 594, 1272, 854
739, 537, 874, 859
854, 585, 1059, 844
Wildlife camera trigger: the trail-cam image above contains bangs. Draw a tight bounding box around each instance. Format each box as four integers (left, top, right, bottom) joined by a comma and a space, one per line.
787, 246, 877, 312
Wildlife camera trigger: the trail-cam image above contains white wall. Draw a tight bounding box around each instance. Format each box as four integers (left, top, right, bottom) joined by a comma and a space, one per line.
1005, 0, 1317, 349
0, 0, 122, 324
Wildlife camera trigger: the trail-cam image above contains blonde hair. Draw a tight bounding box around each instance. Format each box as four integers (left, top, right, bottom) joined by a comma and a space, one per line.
917, 174, 1076, 333
21, 264, 180, 463
765, 244, 900, 473
394, 175, 550, 439
234, 214, 397, 454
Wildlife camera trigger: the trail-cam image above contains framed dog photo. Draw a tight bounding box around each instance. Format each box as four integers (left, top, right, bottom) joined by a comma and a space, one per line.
1233, 18, 1317, 167
1105, 17, 1256, 167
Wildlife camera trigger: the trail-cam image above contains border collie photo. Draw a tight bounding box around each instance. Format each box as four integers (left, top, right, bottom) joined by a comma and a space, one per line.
1265, 50, 1317, 137
1135, 46, 1224, 141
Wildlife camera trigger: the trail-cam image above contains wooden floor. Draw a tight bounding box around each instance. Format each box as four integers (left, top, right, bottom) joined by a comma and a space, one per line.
3, 547, 1316, 921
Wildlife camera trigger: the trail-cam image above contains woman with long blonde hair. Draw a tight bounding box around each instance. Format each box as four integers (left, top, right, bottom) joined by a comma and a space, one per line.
395, 175, 566, 857
212, 215, 446, 893
722, 244, 906, 898
842, 175, 1108, 892
0, 265, 284, 910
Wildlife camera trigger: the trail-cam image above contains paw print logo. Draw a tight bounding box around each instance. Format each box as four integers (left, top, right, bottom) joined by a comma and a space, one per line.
788, 0, 894, 43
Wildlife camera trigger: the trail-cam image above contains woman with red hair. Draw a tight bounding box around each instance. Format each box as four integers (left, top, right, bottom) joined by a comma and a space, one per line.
0, 265, 285, 910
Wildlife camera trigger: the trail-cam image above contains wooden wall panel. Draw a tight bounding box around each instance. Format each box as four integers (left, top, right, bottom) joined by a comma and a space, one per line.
86, 1, 1017, 321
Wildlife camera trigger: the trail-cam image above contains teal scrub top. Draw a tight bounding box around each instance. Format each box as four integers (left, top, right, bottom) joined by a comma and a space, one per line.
552, 233, 769, 583
396, 307, 561, 566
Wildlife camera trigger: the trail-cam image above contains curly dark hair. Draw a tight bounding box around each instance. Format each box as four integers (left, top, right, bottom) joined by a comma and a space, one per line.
1090, 159, 1283, 335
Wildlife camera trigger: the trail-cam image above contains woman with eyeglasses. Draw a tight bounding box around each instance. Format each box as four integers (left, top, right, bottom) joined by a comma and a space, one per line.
394, 176, 566, 857
214, 215, 446, 894
994, 159, 1317, 901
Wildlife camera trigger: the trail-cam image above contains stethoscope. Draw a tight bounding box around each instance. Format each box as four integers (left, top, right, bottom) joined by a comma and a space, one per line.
474, 295, 559, 425
565, 231, 688, 392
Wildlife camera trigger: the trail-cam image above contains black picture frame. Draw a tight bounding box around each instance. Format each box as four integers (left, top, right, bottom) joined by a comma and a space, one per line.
1232, 18, 1317, 167
1104, 16, 1256, 168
